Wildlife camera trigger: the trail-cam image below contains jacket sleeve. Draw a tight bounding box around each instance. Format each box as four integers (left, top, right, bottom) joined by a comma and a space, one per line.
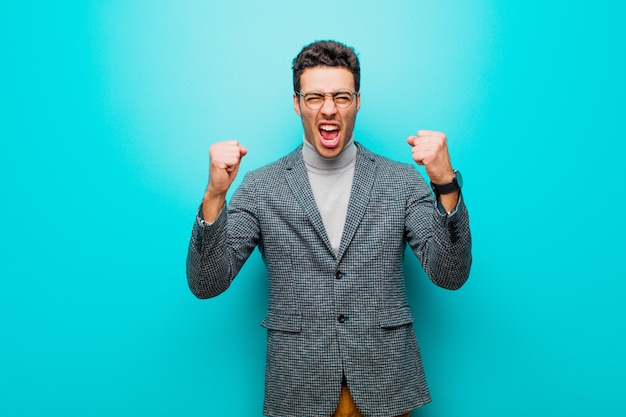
185, 174, 261, 299
404, 166, 472, 290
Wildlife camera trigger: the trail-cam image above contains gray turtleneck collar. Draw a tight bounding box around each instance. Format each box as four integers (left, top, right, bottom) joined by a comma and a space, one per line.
302, 136, 357, 170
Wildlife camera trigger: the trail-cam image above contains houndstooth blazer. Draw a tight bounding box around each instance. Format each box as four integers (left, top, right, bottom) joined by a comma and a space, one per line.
186, 143, 472, 417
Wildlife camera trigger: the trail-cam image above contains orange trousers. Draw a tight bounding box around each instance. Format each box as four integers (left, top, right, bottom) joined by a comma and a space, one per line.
332, 382, 411, 417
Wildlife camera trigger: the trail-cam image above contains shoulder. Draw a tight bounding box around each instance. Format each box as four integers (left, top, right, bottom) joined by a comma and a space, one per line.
246, 145, 302, 179
355, 142, 430, 196
355, 142, 416, 176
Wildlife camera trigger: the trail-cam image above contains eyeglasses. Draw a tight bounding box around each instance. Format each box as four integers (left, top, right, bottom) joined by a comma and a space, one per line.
295, 90, 358, 110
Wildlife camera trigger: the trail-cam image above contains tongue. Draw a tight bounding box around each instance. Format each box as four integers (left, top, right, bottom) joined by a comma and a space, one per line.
320, 129, 339, 141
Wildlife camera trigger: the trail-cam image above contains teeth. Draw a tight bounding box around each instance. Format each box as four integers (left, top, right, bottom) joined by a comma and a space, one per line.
320, 125, 338, 131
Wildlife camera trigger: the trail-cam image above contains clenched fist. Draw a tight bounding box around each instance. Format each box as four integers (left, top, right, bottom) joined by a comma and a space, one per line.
208, 140, 248, 194
203, 140, 247, 222
407, 130, 459, 212
407, 130, 454, 185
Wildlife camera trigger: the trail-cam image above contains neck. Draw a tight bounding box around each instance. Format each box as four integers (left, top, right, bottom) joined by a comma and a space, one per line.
302, 137, 356, 170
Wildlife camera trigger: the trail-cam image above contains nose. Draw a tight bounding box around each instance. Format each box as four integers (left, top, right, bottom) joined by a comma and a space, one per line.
320, 95, 338, 116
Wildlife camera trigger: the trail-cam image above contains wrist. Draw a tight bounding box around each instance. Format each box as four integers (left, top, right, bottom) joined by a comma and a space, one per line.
202, 185, 227, 223
204, 182, 227, 200
430, 169, 455, 186
430, 169, 463, 197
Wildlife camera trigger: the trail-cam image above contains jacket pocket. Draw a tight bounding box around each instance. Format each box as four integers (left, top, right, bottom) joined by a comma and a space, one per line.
378, 305, 415, 329
260, 309, 302, 333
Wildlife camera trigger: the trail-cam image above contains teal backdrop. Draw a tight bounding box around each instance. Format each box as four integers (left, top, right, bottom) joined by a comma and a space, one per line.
2, 1, 625, 416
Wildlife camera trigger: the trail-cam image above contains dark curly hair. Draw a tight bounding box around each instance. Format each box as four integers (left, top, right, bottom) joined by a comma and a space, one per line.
292, 40, 360, 93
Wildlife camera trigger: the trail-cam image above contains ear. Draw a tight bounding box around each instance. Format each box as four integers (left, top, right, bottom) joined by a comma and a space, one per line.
355, 92, 361, 112
293, 93, 302, 116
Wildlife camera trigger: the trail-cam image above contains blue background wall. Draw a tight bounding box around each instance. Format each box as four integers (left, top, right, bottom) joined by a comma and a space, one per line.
2, 1, 625, 416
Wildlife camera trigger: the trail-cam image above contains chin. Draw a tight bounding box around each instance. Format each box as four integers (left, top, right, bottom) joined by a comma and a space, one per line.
320, 138, 345, 156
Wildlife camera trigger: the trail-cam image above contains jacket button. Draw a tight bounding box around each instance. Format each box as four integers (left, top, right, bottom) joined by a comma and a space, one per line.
337, 314, 346, 323
335, 271, 344, 280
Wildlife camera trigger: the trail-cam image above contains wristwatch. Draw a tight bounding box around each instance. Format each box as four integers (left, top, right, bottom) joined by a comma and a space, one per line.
430, 170, 463, 196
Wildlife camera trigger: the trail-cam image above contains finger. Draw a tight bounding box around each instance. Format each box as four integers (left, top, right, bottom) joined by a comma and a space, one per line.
417, 130, 445, 138
411, 148, 427, 165
411, 141, 436, 156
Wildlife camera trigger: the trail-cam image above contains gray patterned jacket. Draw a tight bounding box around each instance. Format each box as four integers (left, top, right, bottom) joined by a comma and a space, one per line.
186, 143, 472, 417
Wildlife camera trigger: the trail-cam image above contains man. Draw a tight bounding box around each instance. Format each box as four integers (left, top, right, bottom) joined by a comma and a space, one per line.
186, 40, 472, 417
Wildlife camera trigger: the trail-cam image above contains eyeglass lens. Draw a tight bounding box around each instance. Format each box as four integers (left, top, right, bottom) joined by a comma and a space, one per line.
301, 91, 355, 109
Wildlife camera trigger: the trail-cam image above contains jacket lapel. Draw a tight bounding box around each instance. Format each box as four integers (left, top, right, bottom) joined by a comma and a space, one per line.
285, 147, 335, 256
337, 144, 376, 261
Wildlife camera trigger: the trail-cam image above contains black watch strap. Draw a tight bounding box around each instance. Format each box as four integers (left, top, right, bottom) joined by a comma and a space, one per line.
430, 170, 462, 196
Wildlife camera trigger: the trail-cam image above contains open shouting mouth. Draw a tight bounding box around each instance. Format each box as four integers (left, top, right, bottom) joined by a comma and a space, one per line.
319, 124, 340, 148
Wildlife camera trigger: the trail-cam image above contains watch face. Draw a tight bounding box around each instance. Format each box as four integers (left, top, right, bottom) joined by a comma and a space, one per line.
454, 170, 463, 189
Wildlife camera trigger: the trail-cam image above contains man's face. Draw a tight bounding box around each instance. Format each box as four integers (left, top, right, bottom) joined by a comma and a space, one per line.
294, 66, 360, 159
